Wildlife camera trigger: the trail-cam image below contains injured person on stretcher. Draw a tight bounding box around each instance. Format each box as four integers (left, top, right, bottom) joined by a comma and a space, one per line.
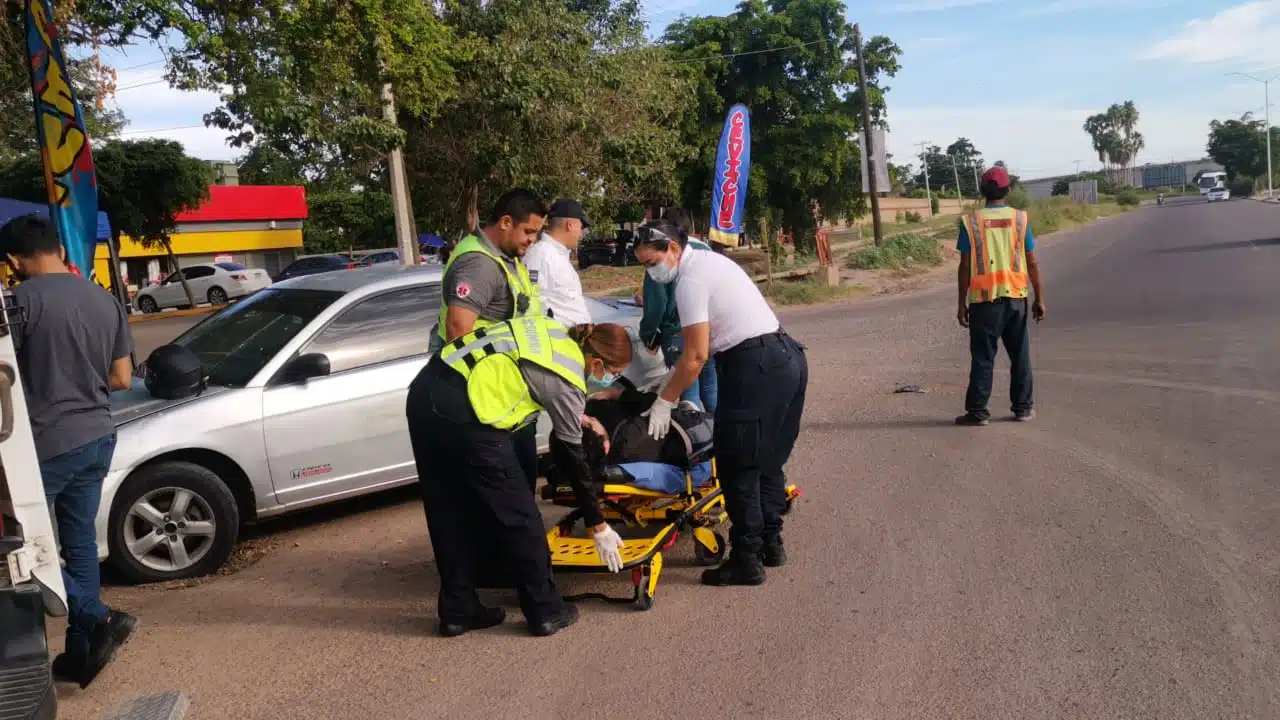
547, 376, 714, 495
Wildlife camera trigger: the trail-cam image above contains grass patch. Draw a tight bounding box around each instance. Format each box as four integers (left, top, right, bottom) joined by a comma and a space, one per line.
762, 278, 869, 306
846, 233, 945, 271
579, 264, 645, 294
1007, 195, 1132, 236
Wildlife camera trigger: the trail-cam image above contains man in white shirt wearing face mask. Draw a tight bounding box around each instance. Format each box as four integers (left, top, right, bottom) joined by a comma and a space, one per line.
524, 199, 592, 327
632, 219, 809, 588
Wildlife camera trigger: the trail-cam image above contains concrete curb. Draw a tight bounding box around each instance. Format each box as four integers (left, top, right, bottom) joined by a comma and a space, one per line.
127, 306, 221, 325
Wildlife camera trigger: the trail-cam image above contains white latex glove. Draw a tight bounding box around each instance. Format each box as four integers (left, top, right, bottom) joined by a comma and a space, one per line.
643, 396, 678, 441
593, 525, 625, 572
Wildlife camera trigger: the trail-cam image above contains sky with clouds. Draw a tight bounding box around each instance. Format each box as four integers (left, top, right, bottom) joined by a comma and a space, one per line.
89, 0, 1280, 180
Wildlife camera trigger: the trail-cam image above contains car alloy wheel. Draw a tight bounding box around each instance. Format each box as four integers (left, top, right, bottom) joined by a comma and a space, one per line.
138, 296, 159, 313
123, 486, 218, 574
208, 286, 228, 305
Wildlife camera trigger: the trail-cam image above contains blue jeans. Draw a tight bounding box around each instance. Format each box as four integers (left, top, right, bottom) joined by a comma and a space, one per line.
664, 336, 719, 415
41, 434, 116, 658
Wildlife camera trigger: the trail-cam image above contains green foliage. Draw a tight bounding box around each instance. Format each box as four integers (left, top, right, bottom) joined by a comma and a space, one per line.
1207, 113, 1280, 180
1114, 189, 1140, 206
1083, 101, 1143, 175
303, 188, 396, 253
763, 278, 866, 306
1051, 179, 1070, 196
663, 0, 902, 244
847, 233, 942, 270
930, 194, 940, 215
904, 210, 922, 223
1, 3, 131, 163
1227, 179, 1255, 198
1006, 187, 1030, 209
92, 139, 212, 248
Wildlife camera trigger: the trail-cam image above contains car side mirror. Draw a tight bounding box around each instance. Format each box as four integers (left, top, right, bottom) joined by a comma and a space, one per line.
281, 353, 331, 383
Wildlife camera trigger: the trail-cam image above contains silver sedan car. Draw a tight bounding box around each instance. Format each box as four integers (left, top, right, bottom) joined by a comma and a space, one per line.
101, 264, 656, 583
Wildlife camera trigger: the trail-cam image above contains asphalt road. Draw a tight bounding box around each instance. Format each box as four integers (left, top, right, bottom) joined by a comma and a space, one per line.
63, 196, 1279, 719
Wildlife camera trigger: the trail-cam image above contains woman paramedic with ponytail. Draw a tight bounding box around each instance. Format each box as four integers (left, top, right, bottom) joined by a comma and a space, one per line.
405, 317, 633, 638
633, 219, 809, 588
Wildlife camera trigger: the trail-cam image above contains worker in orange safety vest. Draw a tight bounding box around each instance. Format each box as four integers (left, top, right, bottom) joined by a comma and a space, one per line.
954, 166, 1045, 426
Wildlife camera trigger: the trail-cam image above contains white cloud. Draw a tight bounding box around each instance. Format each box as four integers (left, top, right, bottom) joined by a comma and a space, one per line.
1145, 1, 1280, 67
117, 125, 242, 162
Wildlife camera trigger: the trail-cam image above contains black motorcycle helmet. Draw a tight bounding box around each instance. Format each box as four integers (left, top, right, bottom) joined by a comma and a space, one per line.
144, 344, 205, 400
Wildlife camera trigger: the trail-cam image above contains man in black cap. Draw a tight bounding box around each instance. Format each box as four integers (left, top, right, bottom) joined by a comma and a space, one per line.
524, 199, 593, 327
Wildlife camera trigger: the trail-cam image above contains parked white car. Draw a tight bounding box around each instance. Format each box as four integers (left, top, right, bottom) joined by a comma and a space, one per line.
103, 264, 650, 583
134, 262, 273, 312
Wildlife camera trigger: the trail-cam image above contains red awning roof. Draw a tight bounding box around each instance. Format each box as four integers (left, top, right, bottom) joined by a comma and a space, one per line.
175, 185, 308, 223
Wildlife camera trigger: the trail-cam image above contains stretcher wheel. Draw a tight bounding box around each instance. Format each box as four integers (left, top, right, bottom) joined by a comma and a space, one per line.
633, 554, 661, 611
782, 497, 794, 516
693, 528, 726, 566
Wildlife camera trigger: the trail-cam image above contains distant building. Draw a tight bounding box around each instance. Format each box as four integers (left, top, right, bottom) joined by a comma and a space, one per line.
1021, 158, 1225, 198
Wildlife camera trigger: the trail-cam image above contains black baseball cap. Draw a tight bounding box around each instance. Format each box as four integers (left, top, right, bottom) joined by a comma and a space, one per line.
548, 199, 590, 228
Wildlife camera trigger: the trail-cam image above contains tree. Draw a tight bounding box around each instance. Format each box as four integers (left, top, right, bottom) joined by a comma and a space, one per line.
1, 1, 137, 163
1207, 113, 1280, 181
944, 137, 984, 197
1051, 179, 1070, 196
664, 0, 902, 244
1083, 102, 1143, 186
93, 140, 212, 306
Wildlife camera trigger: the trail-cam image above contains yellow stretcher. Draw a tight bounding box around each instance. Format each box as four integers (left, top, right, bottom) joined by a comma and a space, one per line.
539, 445, 803, 611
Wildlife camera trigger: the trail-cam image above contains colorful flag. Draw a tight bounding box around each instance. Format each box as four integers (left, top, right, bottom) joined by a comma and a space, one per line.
707, 103, 751, 247
24, 0, 99, 280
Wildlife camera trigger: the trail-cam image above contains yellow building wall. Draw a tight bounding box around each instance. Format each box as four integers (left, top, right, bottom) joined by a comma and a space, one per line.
90, 227, 303, 290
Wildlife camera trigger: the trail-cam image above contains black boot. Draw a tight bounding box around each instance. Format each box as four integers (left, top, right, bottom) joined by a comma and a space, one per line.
77, 610, 137, 689
439, 606, 507, 637
760, 537, 787, 568
701, 552, 766, 586
528, 603, 580, 637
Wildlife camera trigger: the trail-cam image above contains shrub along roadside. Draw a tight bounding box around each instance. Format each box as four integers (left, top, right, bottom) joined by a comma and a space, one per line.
846, 233, 944, 271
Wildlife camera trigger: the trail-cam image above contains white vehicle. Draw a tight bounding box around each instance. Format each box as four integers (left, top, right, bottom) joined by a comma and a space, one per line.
101, 264, 656, 583
1207, 187, 1231, 202
134, 262, 272, 313
0, 289, 66, 718
1198, 171, 1227, 195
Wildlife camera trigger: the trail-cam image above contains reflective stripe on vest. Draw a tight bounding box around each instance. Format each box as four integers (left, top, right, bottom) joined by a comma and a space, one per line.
439, 316, 586, 431
435, 234, 543, 343
961, 206, 1029, 304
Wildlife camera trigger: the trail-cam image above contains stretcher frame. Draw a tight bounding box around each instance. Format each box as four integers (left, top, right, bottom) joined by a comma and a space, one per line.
542, 456, 803, 611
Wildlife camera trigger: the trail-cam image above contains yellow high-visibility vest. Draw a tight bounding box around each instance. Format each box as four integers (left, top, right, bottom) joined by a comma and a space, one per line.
438, 316, 586, 431
959, 206, 1029, 305
436, 234, 542, 343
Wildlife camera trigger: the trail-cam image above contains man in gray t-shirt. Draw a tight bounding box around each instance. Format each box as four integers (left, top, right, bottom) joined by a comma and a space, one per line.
1, 214, 136, 687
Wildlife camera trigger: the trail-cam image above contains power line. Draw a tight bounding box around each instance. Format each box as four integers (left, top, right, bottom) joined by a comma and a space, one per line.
116, 59, 165, 72
115, 78, 167, 92
672, 39, 826, 64
117, 124, 206, 136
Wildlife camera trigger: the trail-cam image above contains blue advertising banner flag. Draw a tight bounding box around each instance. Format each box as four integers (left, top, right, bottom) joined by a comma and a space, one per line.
707, 103, 750, 247
25, 0, 100, 280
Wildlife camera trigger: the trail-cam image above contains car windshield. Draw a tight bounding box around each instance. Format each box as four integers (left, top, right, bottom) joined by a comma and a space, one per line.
216, 262, 247, 271
1199, 176, 1221, 189
170, 288, 342, 387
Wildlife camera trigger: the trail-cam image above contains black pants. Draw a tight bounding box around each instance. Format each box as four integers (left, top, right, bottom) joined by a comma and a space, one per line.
713, 332, 808, 556
965, 297, 1033, 419
513, 423, 538, 494
406, 358, 563, 624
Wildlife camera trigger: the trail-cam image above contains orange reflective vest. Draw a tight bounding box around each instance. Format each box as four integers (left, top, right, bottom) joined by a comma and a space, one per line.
959, 205, 1029, 305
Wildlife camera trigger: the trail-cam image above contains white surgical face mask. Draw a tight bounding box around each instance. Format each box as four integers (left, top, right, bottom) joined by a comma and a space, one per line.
646, 254, 679, 284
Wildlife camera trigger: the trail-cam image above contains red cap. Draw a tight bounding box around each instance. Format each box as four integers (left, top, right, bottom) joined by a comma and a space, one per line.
981, 166, 1011, 189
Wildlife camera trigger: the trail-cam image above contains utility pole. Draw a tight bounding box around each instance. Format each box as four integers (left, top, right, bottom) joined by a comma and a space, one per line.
1074, 160, 1081, 176
950, 154, 963, 206
1228, 70, 1280, 198
381, 81, 419, 266
918, 140, 933, 216
852, 24, 884, 247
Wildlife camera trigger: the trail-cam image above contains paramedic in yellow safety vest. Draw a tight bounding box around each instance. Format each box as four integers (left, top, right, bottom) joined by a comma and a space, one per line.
405, 316, 634, 638
955, 166, 1046, 427
431, 188, 546, 495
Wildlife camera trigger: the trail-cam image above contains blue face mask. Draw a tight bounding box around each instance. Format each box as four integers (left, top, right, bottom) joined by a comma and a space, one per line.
646, 256, 679, 284
587, 371, 617, 392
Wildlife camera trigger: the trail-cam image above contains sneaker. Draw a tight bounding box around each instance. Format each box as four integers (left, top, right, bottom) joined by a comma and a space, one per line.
438, 606, 506, 638
77, 610, 137, 689
760, 538, 787, 568
955, 413, 990, 427
1014, 409, 1035, 422
701, 554, 766, 586
528, 603, 580, 637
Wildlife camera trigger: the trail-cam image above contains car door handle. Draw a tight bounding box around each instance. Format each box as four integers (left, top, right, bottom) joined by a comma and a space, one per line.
0, 362, 16, 443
